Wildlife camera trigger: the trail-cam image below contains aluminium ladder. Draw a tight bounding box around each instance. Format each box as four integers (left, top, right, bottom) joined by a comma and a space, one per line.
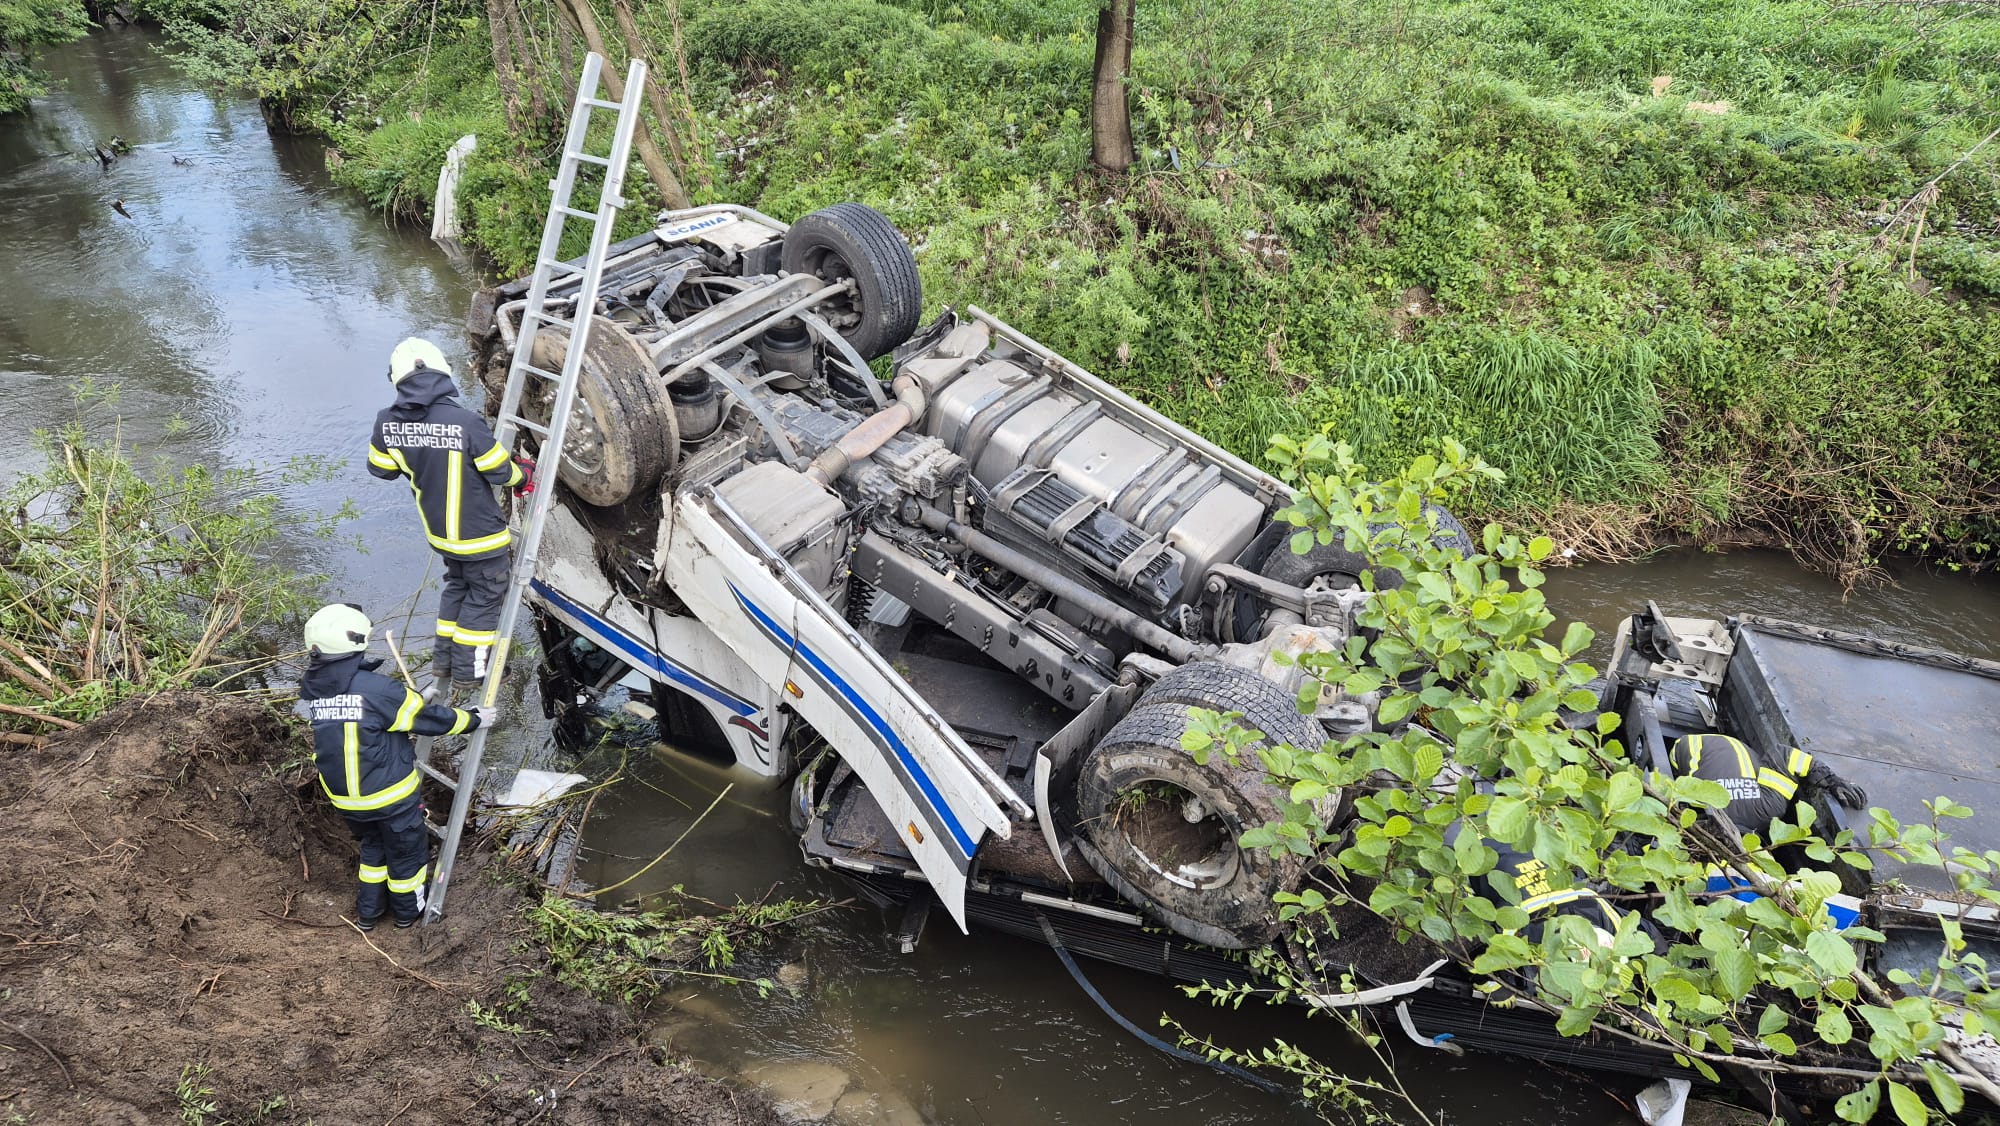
421, 51, 648, 924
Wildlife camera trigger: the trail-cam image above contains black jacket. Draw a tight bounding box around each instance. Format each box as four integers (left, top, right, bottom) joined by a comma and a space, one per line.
302, 652, 480, 820
368, 366, 524, 560
1670, 733, 1828, 834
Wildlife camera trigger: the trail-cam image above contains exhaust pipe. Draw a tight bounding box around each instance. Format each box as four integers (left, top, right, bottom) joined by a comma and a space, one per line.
804, 374, 927, 486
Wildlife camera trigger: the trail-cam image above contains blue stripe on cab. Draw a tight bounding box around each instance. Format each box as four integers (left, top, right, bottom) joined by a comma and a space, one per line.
729, 584, 978, 860
529, 579, 757, 717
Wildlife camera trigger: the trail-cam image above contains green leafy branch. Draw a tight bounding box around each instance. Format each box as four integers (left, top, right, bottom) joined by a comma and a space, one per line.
1183, 436, 2000, 1123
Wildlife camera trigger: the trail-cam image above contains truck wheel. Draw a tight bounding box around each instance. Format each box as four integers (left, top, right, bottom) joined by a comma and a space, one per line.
1260, 504, 1474, 593
780, 203, 922, 361
527, 316, 678, 507
1074, 698, 1315, 950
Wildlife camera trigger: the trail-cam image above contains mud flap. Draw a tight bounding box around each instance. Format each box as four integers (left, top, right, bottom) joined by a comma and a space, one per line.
1033, 681, 1141, 883
663, 489, 1020, 931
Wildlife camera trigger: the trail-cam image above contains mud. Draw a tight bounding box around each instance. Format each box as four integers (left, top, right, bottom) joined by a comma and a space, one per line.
0, 692, 783, 1126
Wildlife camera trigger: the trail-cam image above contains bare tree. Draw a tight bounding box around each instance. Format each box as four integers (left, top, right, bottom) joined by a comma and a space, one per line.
551, 0, 692, 209
1091, 0, 1137, 173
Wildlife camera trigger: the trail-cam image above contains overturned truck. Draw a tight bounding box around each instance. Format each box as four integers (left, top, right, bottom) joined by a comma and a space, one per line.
466, 203, 2000, 1114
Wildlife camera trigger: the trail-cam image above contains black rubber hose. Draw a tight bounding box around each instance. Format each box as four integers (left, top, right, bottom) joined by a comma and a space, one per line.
1033, 911, 1298, 1101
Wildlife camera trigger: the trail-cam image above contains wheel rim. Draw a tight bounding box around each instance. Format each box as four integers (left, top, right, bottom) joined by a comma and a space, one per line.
1111, 781, 1242, 891
559, 395, 606, 476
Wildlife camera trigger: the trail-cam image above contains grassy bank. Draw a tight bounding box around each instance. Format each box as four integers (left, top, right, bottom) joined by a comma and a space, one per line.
169, 0, 2000, 578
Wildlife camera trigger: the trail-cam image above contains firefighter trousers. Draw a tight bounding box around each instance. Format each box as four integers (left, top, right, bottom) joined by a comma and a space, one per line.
435, 553, 509, 685
347, 802, 431, 923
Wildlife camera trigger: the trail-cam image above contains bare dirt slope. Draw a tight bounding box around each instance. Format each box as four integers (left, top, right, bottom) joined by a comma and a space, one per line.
0, 691, 783, 1126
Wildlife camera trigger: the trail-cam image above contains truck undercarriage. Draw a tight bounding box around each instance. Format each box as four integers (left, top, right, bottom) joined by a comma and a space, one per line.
465, 203, 2000, 1118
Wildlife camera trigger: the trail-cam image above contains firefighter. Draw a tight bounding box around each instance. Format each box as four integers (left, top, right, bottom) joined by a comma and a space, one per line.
1667, 732, 1867, 835
301, 603, 494, 929
366, 338, 531, 702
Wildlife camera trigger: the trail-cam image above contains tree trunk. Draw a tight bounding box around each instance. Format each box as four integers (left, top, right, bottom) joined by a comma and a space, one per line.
486, 0, 524, 131
553, 0, 692, 210
1090, 0, 1136, 173
607, 0, 689, 172
502, 0, 550, 131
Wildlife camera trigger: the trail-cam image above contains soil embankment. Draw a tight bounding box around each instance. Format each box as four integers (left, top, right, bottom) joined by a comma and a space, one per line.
0, 691, 782, 1126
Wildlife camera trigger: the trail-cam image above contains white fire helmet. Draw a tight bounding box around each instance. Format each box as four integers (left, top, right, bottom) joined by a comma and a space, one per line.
388, 337, 451, 383
304, 603, 372, 655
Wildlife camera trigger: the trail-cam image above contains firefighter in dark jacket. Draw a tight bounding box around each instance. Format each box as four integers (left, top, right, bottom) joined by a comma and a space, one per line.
301, 603, 493, 928
367, 338, 530, 701
1668, 732, 1867, 834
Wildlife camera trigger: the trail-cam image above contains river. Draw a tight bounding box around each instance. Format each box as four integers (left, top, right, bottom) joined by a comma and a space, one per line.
5, 26, 2000, 1126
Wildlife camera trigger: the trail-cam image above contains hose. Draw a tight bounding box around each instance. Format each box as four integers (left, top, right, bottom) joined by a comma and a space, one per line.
1034, 911, 1297, 1100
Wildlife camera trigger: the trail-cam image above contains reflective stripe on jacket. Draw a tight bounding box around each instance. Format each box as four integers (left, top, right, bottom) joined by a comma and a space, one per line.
302, 652, 479, 820
1668, 732, 1811, 831
369, 366, 524, 560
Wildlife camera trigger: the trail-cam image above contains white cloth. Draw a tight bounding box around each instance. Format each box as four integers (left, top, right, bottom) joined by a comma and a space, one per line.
430, 134, 478, 242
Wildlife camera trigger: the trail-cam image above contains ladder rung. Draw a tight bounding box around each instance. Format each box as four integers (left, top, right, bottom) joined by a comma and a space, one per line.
416, 760, 459, 791
570, 153, 611, 168
581, 97, 622, 111
530, 314, 574, 331
517, 362, 564, 382
538, 258, 582, 276
503, 416, 551, 438
426, 820, 445, 841
556, 205, 598, 222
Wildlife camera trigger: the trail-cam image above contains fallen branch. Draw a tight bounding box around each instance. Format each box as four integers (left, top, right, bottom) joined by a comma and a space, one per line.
0, 733, 48, 748
343, 917, 463, 991
0, 1016, 73, 1090
0, 703, 79, 729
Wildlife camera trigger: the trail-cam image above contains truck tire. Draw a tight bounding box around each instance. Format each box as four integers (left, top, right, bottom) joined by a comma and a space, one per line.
1074, 699, 1314, 950
527, 316, 679, 507
780, 203, 922, 361
1260, 504, 1474, 593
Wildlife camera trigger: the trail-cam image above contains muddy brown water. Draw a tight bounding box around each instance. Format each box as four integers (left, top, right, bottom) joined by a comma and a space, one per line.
8, 27, 2000, 1126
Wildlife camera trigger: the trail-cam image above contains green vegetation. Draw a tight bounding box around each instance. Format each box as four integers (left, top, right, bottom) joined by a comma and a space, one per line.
522, 888, 823, 1005
152, 0, 2000, 577
1183, 440, 2000, 1123
0, 1, 90, 112
0, 388, 355, 738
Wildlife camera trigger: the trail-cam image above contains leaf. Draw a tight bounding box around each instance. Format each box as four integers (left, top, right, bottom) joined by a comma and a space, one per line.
1714, 946, 1755, 999
1806, 931, 1858, 978
1237, 825, 1279, 850
1605, 772, 1642, 813
1835, 1081, 1880, 1123
1920, 1061, 1964, 1115
1561, 620, 1593, 655
1378, 693, 1417, 725
1528, 535, 1554, 561
1887, 1081, 1929, 1126
1289, 530, 1314, 556
1487, 797, 1532, 844
1414, 741, 1445, 783
1816, 1008, 1854, 1045
1454, 825, 1494, 877
1762, 1031, 1797, 1056
1562, 688, 1600, 712
1757, 1005, 1788, 1037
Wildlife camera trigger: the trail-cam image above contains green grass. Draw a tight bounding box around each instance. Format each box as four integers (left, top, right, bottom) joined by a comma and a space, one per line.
174, 0, 2000, 575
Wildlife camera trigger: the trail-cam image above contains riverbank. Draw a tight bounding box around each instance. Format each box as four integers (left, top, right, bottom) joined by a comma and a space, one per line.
142, 0, 2000, 581
0, 691, 785, 1126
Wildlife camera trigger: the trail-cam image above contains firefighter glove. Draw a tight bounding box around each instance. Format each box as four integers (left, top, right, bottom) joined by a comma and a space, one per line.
513, 454, 536, 497
473, 704, 499, 729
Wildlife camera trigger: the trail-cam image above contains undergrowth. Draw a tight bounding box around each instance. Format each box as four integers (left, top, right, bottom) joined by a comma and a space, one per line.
159, 0, 2000, 577
522, 888, 822, 1006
